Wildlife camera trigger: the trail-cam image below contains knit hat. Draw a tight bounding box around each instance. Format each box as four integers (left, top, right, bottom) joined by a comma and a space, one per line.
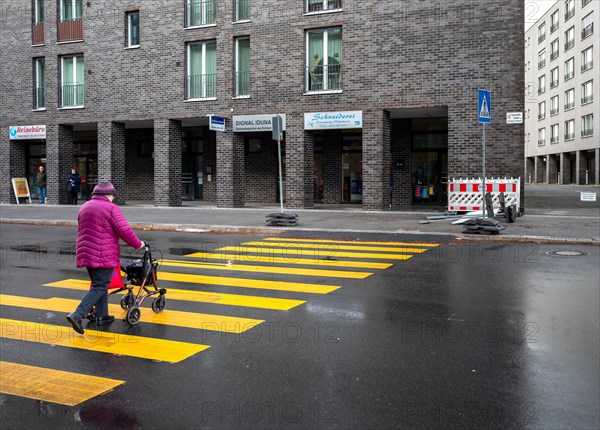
92, 182, 117, 196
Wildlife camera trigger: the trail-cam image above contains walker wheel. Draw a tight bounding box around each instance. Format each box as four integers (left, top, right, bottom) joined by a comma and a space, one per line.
120, 293, 134, 310
151, 296, 166, 313
125, 307, 141, 325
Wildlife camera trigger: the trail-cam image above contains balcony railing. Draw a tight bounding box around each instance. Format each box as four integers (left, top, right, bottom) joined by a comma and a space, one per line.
582, 61, 593, 72
551, 22, 559, 33
235, 0, 250, 21
565, 39, 574, 50
581, 128, 593, 137
185, 0, 215, 27
235, 71, 250, 96
565, 9, 575, 21
538, 34, 546, 43
551, 51, 559, 61
550, 79, 558, 88
538, 60, 545, 69
538, 139, 545, 146
538, 86, 545, 95
57, 18, 83, 42
582, 95, 593, 104
582, 24, 593, 39
550, 108, 559, 116
565, 101, 574, 110
307, 0, 342, 13
34, 86, 45, 109
564, 132, 575, 140
538, 113, 546, 120
32, 23, 44, 45
564, 70, 574, 80
186, 74, 217, 99
59, 84, 84, 107
550, 136, 559, 144
306, 64, 343, 92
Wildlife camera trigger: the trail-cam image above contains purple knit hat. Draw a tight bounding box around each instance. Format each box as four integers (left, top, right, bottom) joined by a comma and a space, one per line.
92, 182, 117, 196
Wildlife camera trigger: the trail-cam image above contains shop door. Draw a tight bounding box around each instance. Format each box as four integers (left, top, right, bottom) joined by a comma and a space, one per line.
182, 154, 203, 200
411, 150, 447, 204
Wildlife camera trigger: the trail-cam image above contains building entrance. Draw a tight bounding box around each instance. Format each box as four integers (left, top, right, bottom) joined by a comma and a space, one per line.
411, 119, 448, 205
181, 128, 204, 200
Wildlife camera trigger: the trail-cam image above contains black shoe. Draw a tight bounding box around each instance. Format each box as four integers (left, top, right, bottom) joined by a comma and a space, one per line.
66, 313, 85, 335
96, 315, 115, 326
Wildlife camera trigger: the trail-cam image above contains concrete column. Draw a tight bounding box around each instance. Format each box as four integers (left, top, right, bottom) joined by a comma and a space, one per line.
362, 110, 391, 210
322, 130, 342, 204
46, 124, 74, 204
595, 148, 599, 185
285, 119, 314, 209
97, 122, 126, 204
560, 152, 571, 184
546, 154, 558, 184
0, 128, 27, 203
391, 119, 412, 206
154, 119, 182, 206
216, 130, 245, 207
575, 150, 587, 185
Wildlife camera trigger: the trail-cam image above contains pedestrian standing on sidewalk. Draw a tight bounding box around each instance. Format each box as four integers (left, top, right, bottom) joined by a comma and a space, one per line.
35, 165, 46, 204
67, 168, 81, 205
66, 182, 144, 335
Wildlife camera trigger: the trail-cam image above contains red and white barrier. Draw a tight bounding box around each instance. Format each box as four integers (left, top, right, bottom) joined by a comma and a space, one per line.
448, 178, 520, 212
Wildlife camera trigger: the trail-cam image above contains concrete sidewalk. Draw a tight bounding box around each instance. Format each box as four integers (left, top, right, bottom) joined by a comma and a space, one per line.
1, 184, 598, 244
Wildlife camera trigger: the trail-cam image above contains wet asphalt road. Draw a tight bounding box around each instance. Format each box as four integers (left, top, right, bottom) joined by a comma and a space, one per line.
0, 224, 598, 429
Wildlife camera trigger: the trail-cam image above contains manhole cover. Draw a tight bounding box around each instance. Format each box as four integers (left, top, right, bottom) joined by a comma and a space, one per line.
546, 250, 589, 257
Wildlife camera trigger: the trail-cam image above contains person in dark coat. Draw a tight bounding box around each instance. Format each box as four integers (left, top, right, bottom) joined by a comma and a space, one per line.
66, 182, 144, 335
67, 168, 81, 205
35, 165, 46, 204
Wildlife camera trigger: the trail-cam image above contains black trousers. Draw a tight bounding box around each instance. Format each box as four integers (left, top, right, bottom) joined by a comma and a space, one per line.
68, 190, 78, 205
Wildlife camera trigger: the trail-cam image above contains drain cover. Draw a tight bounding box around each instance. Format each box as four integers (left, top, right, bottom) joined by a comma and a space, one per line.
547, 250, 589, 257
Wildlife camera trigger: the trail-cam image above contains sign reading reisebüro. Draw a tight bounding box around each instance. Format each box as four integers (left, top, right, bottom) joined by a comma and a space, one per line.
9, 125, 46, 140
304, 111, 363, 130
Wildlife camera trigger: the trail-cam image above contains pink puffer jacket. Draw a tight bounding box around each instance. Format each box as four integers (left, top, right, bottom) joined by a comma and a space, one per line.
76, 196, 143, 268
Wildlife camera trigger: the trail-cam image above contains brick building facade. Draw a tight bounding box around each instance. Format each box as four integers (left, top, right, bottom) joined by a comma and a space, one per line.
0, 0, 524, 209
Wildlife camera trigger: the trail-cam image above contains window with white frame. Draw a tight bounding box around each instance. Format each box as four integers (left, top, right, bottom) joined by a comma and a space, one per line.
126, 11, 139, 47
538, 101, 546, 119
185, 0, 216, 27
582, 12, 594, 39
34, 0, 44, 24
582, 80, 593, 104
565, 0, 574, 20
551, 9, 559, 32
550, 95, 559, 116
306, 0, 342, 13
550, 123, 559, 143
550, 66, 559, 88
235, 37, 250, 97
581, 114, 593, 137
34, 57, 45, 109
565, 87, 575, 110
538, 127, 546, 145
235, 0, 250, 21
564, 57, 574, 80
538, 74, 546, 94
564, 119, 575, 140
60, 55, 84, 107
538, 49, 546, 69
538, 22, 546, 42
186, 41, 217, 99
306, 28, 343, 92
565, 26, 574, 50
582, 46, 593, 71
60, 0, 83, 20
551, 38, 559, 60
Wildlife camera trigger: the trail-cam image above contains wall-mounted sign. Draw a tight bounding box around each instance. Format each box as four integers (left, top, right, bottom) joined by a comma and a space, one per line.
9, 125, 46, 140
304, 111, 362, 130
209, 115, 225, 132
233, 114, 286, 132
580, 192, 597, 202
506, 112, 523, 124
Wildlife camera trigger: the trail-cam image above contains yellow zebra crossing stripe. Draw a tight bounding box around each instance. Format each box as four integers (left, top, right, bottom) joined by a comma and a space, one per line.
0, 294, 263, 333
0, 318, 209, 363
159, 259, 373, 279
0, 361, 124, 406
239, 241, 429, 253
263, 237, 440, 247
44, 279, 305, 311
217, 246, 414, 261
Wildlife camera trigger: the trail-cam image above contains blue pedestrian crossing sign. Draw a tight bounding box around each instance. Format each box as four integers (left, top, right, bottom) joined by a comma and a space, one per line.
478, 89, 491, 123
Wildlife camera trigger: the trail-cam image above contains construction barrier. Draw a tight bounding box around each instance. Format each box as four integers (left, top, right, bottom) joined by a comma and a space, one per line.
448, 178, 520, 212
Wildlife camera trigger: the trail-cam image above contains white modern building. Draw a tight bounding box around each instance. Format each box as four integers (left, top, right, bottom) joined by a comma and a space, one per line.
525, 0, 598, 185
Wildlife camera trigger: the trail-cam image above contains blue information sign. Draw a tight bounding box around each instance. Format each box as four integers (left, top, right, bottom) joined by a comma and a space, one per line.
478, 89, 491, 123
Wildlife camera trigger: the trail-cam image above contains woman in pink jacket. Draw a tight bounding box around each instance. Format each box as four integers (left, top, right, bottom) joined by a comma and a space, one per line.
67, 182, 144, 335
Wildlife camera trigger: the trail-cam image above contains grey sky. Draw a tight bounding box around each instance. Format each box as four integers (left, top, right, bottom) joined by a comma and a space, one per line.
525, 0, 558, 30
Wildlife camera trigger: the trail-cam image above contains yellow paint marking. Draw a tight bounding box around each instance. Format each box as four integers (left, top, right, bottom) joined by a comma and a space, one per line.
0, 361, 124, 406
44, 279, 305, 311
216, 246, 415, 261
184, 252, 392, 269
160, 259, 372, 279
0, 318, 209, 363
241, 241, 428, 253
0, 294, 263, 333
264, 237, 440, 247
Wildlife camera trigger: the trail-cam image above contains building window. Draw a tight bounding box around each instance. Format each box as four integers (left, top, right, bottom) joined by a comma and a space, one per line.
564, 119, 575, 140
550, 66, 559, 88
581, 114, 593, 137
550, 38, 559, 60
538, 22, 546, 43
550, 124, 559, 143
126, 11, 139, 47
538, 128, 546, 146
565, 0, 575, 21
235, 37, 250, 97
538, 49, 546, 69
185, 0, 215, 27
550, 10, 559, 33
582, 46, 593, 71
582, 12, 594, 39
565, 87, 575, 110
582, 0, 591, 7
550, 95, 559, 116
60, 0, 83, 20
564, 57, 574, 80
186, 41, 217, 100
582, 80, 593, 104
538, 101, 546, 120
34, 0, 44, 23
235, 0, 250, 21
306, 28, 343, 92
538, 75, 546, 94
60, 55, 84, 107
565, 26, 574, 50
33, 58, 45, 109
306, 0, 342, 13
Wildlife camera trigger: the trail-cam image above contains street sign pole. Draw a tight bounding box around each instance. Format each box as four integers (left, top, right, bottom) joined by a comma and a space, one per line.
482, 123, 486, 218
478, 89, 491, 218
272, 115, 284, 213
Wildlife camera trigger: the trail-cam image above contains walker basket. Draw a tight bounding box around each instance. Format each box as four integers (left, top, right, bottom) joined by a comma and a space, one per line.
123, 255, 158, 286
